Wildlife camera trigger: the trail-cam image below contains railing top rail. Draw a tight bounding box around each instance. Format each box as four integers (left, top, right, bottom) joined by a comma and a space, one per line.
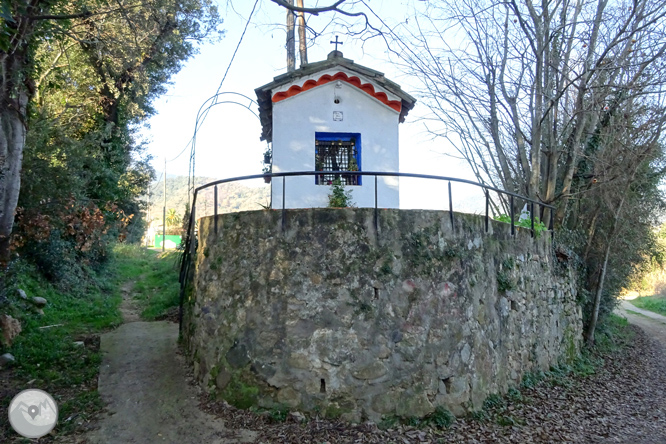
193, 170, 555, 210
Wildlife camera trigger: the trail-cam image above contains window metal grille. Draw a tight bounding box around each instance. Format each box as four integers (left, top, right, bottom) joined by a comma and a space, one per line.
315, 139, 360, 185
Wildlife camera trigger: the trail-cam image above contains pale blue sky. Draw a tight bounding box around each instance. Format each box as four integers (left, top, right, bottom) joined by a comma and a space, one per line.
142, 0, 483, 211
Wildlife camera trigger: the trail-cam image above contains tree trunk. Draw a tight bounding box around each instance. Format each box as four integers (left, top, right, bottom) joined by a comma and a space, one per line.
286, 0, 296, 71
584, 181, 630, 346
0, 89, 28, 268
296, 0, 307, 66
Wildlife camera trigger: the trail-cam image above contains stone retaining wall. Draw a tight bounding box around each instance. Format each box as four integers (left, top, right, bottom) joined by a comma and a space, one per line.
182, 209, 582, 422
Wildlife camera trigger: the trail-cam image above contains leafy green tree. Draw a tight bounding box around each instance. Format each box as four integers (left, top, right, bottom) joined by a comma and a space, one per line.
2, 0, 221, 276
165, 209, 181, 228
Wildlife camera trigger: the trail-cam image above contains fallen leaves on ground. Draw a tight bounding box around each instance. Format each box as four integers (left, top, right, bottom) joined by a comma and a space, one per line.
201, 325, 666, 443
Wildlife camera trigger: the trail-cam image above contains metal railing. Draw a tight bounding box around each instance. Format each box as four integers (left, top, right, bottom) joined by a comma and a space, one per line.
178, 171, 556, 331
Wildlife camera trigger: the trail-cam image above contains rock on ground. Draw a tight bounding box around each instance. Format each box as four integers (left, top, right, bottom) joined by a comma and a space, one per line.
0, 315, 21, 347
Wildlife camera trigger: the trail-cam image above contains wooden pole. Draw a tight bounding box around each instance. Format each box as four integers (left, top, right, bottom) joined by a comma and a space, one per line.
162, 157, 166, 252
286, 0, 295, 71
296, 0, 307, 66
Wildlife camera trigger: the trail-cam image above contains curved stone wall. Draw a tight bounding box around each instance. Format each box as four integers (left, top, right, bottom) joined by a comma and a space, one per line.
182, 209, 582, 422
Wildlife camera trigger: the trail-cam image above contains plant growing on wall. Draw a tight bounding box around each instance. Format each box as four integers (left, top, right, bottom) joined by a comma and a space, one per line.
263, 147, 272, 165
328, 178, 354, 208
494, 214, 547, 237
262, 146, 272, 183
346, 157, 359, 185
262, 164, 272, 183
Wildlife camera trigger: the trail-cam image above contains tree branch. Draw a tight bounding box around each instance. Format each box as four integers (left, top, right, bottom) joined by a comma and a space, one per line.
269, 0, 347, 16
29, 3, 145, 21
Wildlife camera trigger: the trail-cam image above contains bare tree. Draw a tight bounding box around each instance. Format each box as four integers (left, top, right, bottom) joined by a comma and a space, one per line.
393, 0, 666, 218
377, 0, 666, 344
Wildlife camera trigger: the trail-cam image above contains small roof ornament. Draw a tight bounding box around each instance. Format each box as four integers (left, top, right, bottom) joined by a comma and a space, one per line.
330, 35, 343, 51
329, 36, 343, 59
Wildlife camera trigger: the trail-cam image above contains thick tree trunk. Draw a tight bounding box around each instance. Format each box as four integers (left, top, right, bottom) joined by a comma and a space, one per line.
0, 91, 28, 268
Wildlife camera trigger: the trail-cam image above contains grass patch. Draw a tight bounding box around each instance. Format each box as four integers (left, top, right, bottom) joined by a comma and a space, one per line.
381, 406, 456, 430
0, 260, 121, 441
625, 309, 650, 318
593, 313, 633, 354
630, 295, 666, 317
109, 244, 181, 320
0, 244, 179, 441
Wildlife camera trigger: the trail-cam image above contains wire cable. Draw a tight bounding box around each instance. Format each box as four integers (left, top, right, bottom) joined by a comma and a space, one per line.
187, 0, 261, 202
163, 0, 260, 166
215, 0, 259, 96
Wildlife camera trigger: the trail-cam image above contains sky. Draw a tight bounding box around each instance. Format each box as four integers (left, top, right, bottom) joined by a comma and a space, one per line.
141, 0, 485, 212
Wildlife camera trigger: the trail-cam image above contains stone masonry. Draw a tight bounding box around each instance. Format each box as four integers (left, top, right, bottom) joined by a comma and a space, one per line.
182, 208, 582, 422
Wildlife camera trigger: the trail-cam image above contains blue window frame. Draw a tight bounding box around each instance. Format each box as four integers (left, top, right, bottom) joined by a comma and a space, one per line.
315, 132, 362, 185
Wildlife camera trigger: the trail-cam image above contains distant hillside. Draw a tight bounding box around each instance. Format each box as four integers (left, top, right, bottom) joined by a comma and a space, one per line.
146, 176, 270, 222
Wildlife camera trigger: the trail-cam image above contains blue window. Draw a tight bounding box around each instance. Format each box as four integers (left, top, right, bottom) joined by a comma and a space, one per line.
315, 132, 361, 185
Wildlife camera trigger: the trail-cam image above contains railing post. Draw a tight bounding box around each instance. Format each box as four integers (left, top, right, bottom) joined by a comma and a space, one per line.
190, 204, 196, 256
374, 175, 378, 241
180, 195, 196, 334
530, 202, 535, 238
510, 195, 515, 236
485, 190, 489, 233
448, 181, 454, 230
214, 185, 218, 235
282, 175, 286, 232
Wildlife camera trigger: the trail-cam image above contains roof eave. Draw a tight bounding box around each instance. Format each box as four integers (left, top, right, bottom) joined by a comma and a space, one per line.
256, 51, 417, 143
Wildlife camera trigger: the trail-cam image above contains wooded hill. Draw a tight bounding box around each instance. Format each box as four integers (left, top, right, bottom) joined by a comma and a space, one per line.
147, 176, 270, 222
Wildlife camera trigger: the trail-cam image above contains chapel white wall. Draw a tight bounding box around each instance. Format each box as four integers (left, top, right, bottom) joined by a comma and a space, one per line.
271, 80, 400, 209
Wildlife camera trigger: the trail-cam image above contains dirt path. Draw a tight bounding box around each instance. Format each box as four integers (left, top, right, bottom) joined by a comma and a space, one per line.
617, 300, 666, 347
117, 280, 141, 323
85, 282, 256, 443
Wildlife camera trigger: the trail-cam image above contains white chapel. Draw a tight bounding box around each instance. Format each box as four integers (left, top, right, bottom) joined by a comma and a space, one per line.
255, 49, 416, 209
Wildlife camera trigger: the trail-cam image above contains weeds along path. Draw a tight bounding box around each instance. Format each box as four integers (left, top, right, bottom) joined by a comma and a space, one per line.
86, 248, 256, 443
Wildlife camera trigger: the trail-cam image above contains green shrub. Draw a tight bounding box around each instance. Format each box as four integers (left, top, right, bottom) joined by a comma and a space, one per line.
496, 270, 514, 292
494, 213, 548, 236
327, 178, 354, 208
428, 406, 455, 428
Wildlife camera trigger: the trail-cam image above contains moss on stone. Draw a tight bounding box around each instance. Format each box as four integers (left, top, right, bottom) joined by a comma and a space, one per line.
496, 270, 515, 292
323, 402, 352, 419
220, 373, 261, 409
562, 327, 580, 362
379, 261, 393, 276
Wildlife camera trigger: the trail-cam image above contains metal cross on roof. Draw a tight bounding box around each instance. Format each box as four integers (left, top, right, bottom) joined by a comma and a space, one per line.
330, 36, 343, 51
